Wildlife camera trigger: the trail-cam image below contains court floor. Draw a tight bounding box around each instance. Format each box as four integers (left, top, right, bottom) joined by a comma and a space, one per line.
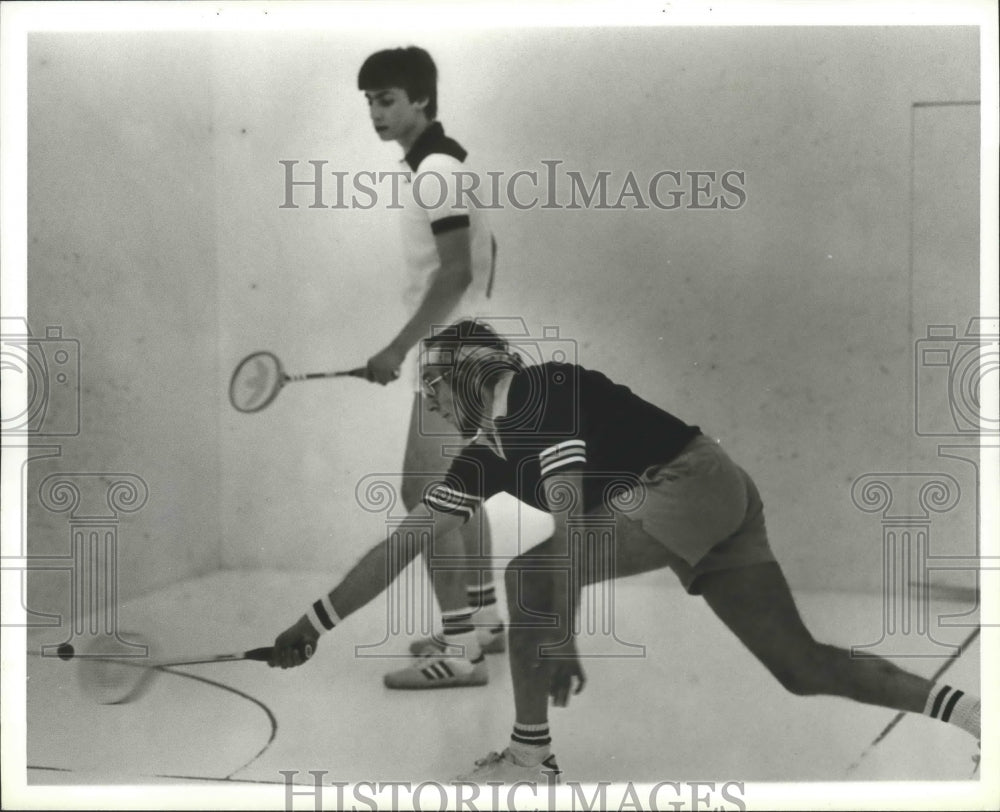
16, 566, 990, 808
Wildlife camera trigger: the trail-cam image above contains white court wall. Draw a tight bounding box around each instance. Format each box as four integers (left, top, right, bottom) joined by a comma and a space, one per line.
25, 34, 222, 620
21, 27, 982, 611
215, 27, 981, 593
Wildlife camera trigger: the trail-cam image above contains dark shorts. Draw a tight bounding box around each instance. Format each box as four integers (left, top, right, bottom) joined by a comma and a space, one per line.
625, 435, 775, 594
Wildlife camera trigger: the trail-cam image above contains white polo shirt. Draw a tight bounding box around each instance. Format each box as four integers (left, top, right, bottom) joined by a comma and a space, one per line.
398, 122, 497, 390
398, 121, 496, 312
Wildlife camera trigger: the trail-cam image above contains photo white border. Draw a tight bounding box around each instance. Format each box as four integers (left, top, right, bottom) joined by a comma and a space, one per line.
2, 2, 997, 809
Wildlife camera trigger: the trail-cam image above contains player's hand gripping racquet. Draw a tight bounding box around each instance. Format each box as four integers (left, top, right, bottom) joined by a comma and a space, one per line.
229, 350, 367, 413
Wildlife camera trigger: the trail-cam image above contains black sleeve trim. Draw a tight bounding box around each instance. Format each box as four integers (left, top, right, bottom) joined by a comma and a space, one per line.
430, 214, 471, 235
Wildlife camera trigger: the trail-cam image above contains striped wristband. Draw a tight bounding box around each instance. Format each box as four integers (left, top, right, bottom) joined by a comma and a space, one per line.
305, 594, 341, 634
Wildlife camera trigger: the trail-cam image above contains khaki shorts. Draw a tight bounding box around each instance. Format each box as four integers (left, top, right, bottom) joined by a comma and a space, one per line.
627, 434, 775, 594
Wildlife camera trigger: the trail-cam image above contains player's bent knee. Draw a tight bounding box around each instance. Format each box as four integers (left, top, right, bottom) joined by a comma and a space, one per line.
766, 655, 830, 696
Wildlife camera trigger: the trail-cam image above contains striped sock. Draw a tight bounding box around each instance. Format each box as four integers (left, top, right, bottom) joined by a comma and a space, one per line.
442, 609, 482, 660
509, 722, 551, 766
467, 582, 500, 626
923, 684, 981, 738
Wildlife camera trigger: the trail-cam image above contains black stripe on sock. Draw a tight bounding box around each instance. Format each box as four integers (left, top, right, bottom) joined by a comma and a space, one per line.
930, 685, 950, 719
443, 625, 475, 636
312, 600, 335, 630
941, 689, 964, 723
513, 725, 550, 738
512, 733, 552, 746
468, 586, 497, 608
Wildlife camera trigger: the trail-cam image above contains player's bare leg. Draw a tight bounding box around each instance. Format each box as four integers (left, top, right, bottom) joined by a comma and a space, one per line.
697, 562, 979, 738
458, 514, 676, 781
384, 395, 499, 688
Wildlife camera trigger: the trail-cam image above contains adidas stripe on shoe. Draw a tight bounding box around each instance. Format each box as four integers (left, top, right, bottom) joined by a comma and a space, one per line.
383, 653, 488, 690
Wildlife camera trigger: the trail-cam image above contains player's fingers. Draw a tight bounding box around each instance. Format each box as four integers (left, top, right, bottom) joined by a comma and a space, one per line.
550, 669, 570, 707
573, 669, 587, 695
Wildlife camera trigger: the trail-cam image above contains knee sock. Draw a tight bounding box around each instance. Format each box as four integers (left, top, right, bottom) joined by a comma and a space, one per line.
467, 582, 501, 628
923, 683, 980, 738
442, 609, 482, 661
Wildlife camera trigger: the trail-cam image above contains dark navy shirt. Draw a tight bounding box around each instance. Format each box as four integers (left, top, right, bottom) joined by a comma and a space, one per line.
423, 363, 701, 519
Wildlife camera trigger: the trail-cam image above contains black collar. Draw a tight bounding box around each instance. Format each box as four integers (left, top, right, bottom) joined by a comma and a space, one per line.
403, 121, 468, 171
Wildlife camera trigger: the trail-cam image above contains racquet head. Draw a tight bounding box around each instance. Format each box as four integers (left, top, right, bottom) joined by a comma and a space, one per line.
76, 632, 158, 705
229, 351, 286, 413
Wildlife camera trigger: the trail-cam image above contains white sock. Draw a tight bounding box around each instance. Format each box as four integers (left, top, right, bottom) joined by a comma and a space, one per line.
442, 609, 482, 661
467, 582, 502, 629
509, 722, 551, 766
923, 683, 981, 738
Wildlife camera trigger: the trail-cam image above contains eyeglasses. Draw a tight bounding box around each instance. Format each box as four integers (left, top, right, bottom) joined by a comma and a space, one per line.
420, 371, 450, 398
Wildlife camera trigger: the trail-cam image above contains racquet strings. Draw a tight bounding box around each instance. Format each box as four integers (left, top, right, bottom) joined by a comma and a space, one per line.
230, 351, 284, 413
76, 633, 158, 705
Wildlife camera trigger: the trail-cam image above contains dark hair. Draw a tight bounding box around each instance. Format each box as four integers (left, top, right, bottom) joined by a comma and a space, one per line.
422, 320, 524, 435
424, 319, 507, 357
357, 46, 438, 120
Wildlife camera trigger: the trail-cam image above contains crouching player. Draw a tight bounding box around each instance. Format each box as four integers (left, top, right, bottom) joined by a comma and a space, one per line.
269, 320, 982, 782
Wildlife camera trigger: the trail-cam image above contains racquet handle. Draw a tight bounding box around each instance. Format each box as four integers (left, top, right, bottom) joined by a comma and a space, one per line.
76, 644, 314, 668
240, 644, 314, 661
289, 367, 368, 382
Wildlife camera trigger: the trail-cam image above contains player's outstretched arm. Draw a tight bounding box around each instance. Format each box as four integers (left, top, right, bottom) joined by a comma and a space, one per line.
268, 507, 466, 668
366, 228, 472, 384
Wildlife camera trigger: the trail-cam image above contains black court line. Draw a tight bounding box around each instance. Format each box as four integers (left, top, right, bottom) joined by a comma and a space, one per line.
27, 664, 279, 783
912, 100, 981, 108
158, 666, 279, 780
151, 774, 321, 785
845, 625, 980, 775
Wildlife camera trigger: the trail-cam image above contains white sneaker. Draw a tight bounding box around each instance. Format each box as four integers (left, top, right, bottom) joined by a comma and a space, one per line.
409, 623, 506, 657
383, 653, 488, 690
455, 748, 561, 784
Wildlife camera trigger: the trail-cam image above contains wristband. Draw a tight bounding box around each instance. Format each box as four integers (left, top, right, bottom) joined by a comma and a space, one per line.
306, 593, 341, 634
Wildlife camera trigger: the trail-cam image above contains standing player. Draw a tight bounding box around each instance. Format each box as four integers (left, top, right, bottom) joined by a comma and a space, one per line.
356, 47, 503, 688
270, 319, 982, 781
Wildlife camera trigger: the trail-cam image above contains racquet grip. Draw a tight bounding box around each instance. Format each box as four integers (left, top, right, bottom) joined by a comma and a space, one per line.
245, 644, 313, 661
